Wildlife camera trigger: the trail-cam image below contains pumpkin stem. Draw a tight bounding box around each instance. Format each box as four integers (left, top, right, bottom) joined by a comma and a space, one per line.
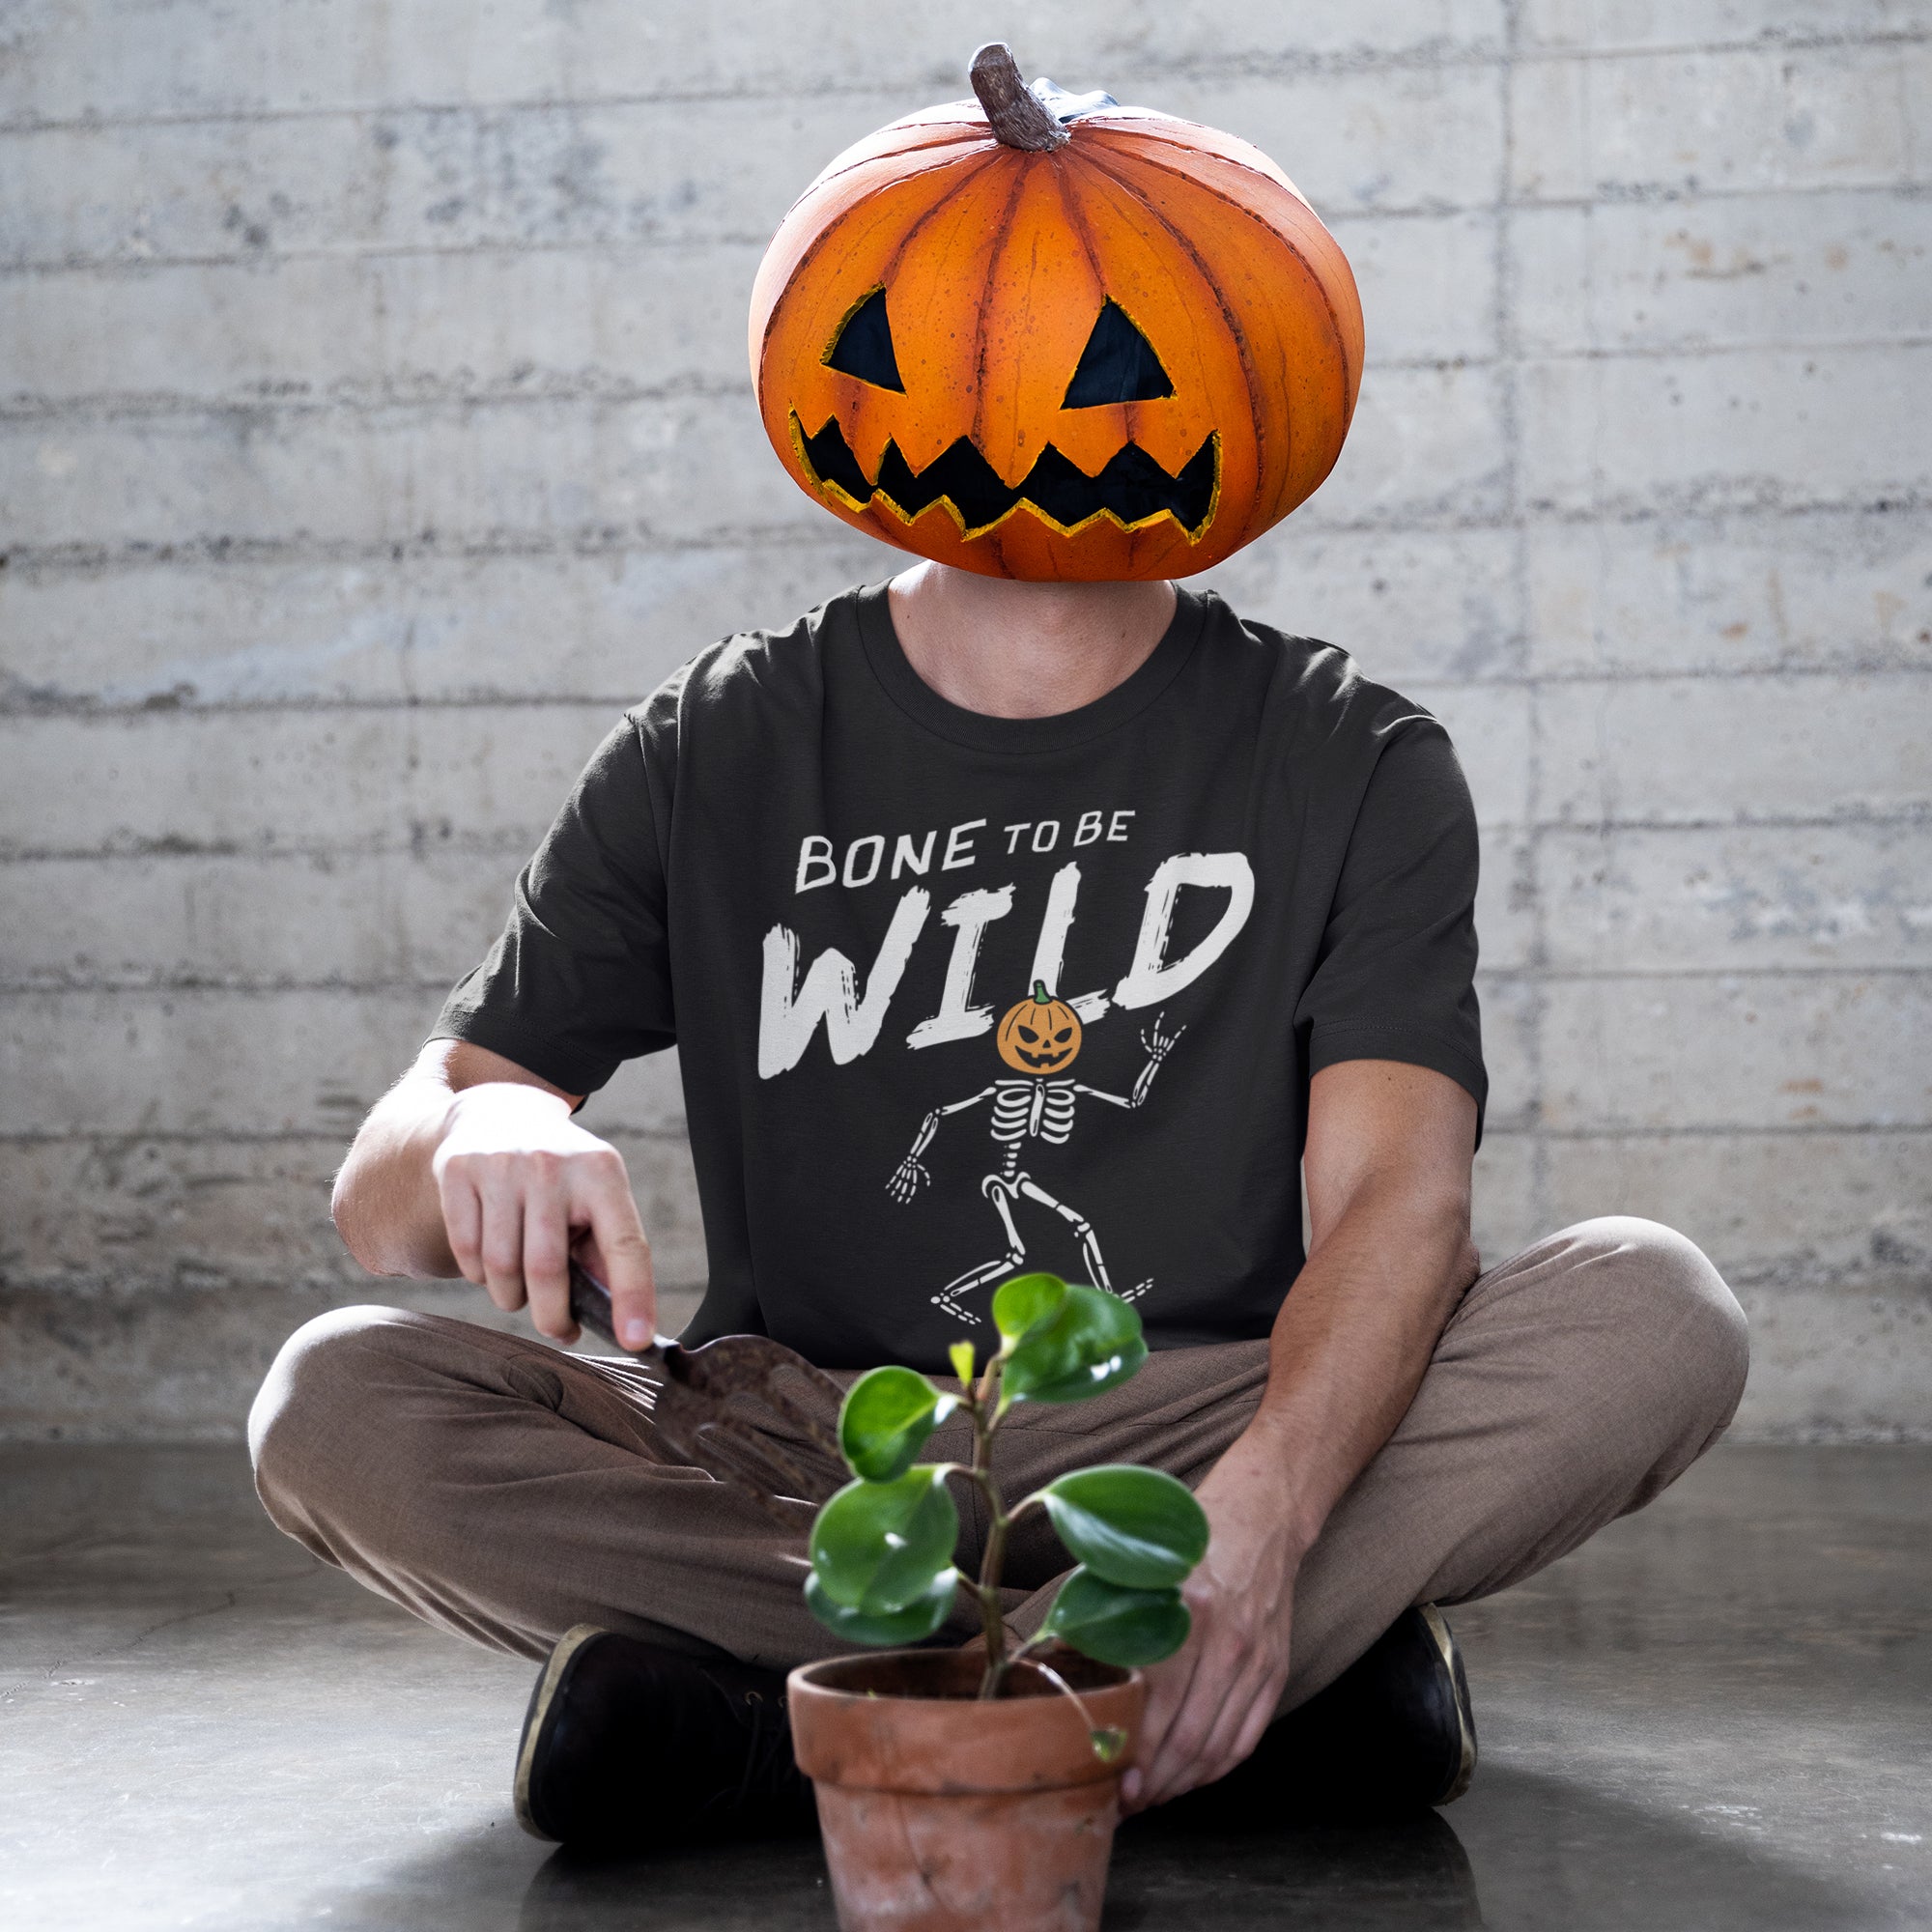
970, 43, 1069, 153
1032, 980, 1050, 1003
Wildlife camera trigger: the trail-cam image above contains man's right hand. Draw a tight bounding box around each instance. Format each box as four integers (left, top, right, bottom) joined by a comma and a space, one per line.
430, 1082, 659, 1350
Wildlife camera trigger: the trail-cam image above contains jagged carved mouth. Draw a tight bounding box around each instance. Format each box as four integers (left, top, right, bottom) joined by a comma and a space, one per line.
791, 412, 1220, 542
1016, 1046, 1074, 1068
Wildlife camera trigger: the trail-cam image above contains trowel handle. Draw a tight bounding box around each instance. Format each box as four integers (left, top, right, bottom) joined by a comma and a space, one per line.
566, 1261, 672, 1354
566, 1261, 618, 1346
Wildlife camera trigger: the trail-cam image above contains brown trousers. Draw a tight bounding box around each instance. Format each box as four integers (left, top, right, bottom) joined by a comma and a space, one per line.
249, 1217, 1747, 1709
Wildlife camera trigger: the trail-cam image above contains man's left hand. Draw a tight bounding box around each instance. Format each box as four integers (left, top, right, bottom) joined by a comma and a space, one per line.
1120, 1418, 1308, 1812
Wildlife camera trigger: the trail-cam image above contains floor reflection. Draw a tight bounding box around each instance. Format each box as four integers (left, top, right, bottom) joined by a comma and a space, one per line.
512, 1812, 1482, 1932
520, 1835, 833, 1931
1112, 1808, 1483, 1928
1453, 1766, 1900, 1932
512, 1764, 1910, 1932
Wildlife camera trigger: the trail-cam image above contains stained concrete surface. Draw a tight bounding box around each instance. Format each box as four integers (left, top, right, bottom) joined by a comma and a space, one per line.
1, 1442, 1926, 1931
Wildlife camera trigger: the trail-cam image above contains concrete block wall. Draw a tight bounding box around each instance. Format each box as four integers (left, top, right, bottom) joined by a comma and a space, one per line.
2, 1, 1926, 1438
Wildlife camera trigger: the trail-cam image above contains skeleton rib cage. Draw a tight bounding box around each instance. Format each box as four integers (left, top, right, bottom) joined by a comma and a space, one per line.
922, 1078, 1116, 1185
990, 1078, 1078, 1169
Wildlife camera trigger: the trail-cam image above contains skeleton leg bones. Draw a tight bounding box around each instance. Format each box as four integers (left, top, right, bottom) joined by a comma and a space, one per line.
929, 1176, 1029, 1324
1014, 1177, 1151, 1302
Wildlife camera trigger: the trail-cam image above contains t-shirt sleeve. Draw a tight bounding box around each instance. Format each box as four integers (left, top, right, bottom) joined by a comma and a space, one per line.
431, 714, 674, 1096
1293, 712, 1487, 1133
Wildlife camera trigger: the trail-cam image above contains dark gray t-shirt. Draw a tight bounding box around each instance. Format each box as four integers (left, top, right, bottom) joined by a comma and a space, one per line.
435, 583, 1484, 1370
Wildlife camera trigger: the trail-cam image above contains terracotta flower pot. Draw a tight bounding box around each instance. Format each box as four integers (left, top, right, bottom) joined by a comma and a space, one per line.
787, 1648, 1145, 1932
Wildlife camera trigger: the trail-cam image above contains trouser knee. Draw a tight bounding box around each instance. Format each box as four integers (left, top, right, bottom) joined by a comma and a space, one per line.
1562, 1215, 1749, 1454
247, 1304, 421, 1540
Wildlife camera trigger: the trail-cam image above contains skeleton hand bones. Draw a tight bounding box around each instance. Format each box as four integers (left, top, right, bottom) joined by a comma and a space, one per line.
887, 1151, 931, 1203
1141, 1012, 1185, 1065
886, 1092, 1001, 1204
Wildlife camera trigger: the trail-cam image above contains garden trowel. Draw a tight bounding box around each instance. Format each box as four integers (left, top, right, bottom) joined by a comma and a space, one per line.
567, 1262, 846, 1518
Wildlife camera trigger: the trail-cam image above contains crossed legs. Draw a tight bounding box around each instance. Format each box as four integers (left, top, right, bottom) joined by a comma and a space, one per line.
251, 1217, 1748, 1704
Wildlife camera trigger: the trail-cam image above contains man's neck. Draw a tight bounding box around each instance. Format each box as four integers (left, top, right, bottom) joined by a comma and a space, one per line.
886, 563, 1179, 720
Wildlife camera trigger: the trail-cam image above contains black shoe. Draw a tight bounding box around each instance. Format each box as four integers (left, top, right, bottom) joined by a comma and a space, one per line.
513, 1625, 817, 1849
1147, 1604, 1477, 1828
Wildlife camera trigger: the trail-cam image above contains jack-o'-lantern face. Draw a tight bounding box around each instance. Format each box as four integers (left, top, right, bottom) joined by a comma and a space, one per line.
997, 981, 1083, 1074
749, 44, 1363, 582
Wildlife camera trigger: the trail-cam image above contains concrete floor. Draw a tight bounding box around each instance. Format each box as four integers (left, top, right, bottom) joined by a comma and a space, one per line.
1, 1444, 1926, 1931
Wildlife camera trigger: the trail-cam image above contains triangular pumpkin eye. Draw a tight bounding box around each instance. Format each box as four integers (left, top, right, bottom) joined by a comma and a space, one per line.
1062, 299, 1175, 408
824, 287, 906, 392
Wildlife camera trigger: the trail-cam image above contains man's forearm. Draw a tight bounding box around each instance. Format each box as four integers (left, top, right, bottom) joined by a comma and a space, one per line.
1124, 1061, 1479, 1810
331, 1074, 464, 1279
1245, 1176, 1476, 1555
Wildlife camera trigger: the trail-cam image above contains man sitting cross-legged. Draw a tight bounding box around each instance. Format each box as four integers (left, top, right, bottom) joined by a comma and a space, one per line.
249, 563, 1748, 1844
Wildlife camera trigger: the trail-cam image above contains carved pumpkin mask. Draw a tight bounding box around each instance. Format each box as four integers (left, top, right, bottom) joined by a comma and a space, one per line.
749, 43, 1364, 582
996, 981, 1084, 1074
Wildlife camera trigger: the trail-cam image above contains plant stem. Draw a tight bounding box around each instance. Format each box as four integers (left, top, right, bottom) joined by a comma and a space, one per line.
971, 1364, 1013, 1698
976, 1516, 1011, 1696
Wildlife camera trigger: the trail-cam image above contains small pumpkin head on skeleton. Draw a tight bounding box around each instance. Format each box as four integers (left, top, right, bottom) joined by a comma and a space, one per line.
997, 981, 1084, 1075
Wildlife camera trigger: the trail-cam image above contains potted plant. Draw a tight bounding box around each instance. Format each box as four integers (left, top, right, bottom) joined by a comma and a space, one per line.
786, 1273, 1210, 1932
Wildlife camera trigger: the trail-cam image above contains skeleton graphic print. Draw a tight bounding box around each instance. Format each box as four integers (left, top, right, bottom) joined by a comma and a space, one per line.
886, 980, 1185, 1322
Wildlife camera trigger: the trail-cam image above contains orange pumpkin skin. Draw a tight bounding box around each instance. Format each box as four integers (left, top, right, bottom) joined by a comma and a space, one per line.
996, 982, 1084, 1074
748, 94, 1363, 582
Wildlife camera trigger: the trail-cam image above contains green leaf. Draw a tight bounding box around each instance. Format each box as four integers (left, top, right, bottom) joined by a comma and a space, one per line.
1040, 1567, 1192, 1667
809, 1466, 960, 1612
1041, 1465, 1209, 1589
838, 1366, 957, 1483
1003, 1284, 1148, 1406
948, 1340, 976, 1386
805, 1567, 959, 1646
992, 1272, 1067, 1342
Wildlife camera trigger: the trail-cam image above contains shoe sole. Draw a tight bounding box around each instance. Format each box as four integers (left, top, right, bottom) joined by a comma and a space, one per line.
514, 1622, 610, 1841
1418, 1603, 1478, 1805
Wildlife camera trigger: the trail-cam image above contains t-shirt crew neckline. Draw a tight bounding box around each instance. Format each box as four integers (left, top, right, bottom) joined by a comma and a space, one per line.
855, 579, 1208, 757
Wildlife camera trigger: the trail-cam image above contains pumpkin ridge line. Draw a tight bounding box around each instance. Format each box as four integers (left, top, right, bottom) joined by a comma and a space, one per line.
779, 137, 986, 264
1077, 138, 1358, 452
1094, 140, 1347, 277
871, 152, 1008, 376
972, 159, 1039, 533
802, 121, 993, 195
1048, 162, 1211, 466
1081, 118, 1299, 195
1045, 144, 1130, 414
1071, 149, 1272, 547
762, 148, 997, 392
1071, 139, 1341, 270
